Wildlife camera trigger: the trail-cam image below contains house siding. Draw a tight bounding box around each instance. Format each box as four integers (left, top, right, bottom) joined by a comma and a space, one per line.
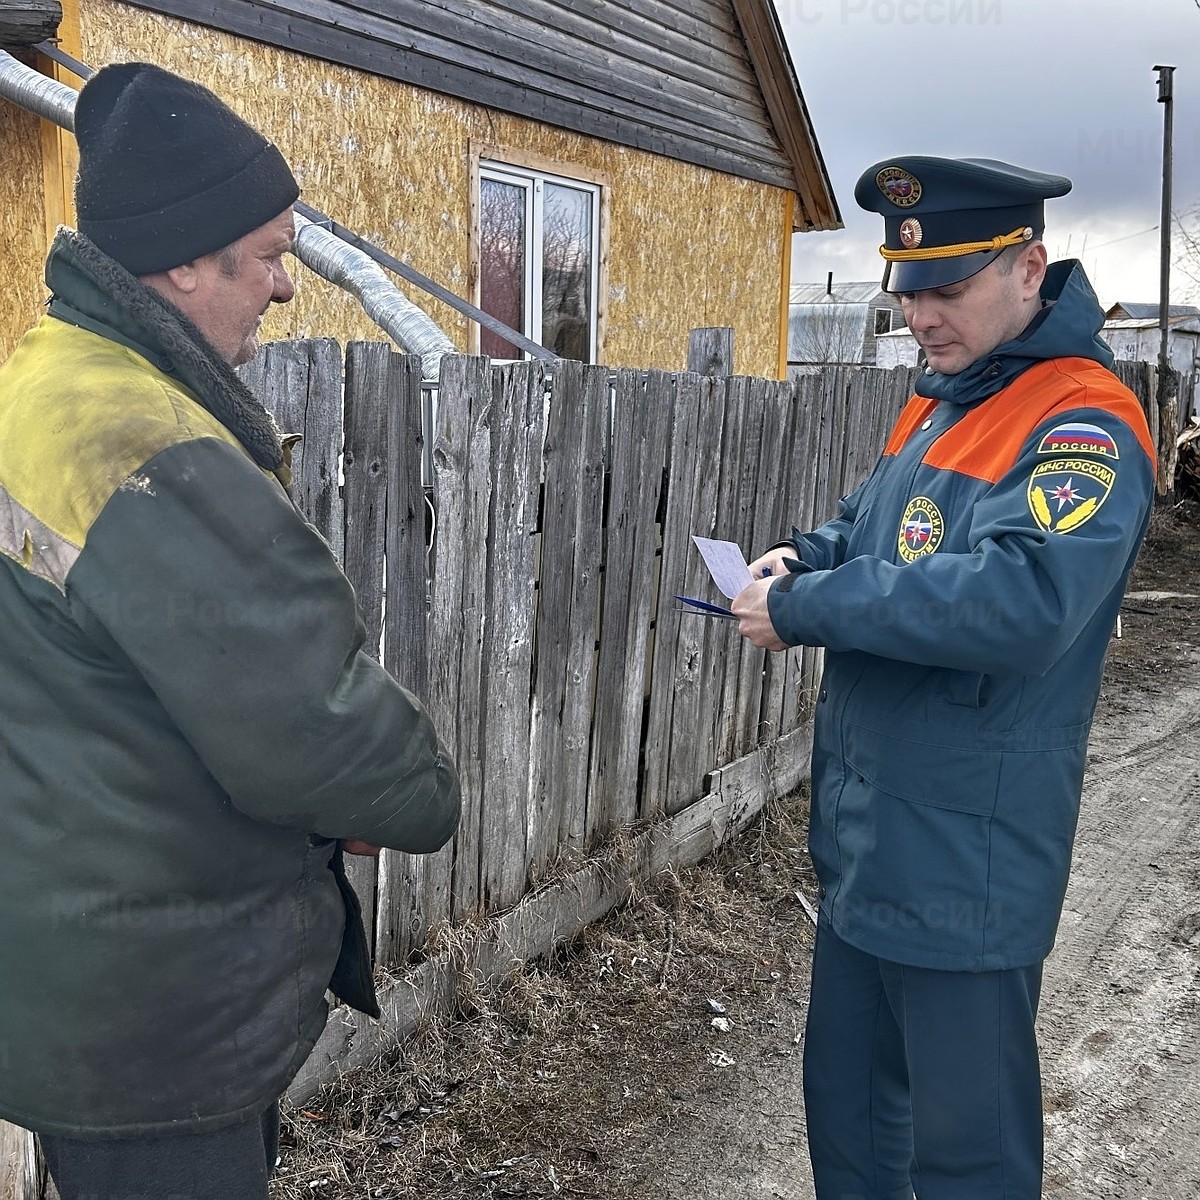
0, 100, 51, 362
117, 0, 799, 195
3, 0, 789, 375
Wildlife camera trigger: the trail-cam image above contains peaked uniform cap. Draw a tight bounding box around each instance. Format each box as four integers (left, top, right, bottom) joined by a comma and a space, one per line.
854, 155, 1072, 293
74, 62, 300, 275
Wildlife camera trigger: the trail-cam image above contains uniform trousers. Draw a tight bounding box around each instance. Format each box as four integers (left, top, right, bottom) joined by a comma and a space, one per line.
803, 919, 1044, 1200
38, 1101, 279, 1200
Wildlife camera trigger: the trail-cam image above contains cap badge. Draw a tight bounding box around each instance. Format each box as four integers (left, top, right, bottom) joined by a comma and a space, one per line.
899, 217, 923, 248
876, 166, 922, 208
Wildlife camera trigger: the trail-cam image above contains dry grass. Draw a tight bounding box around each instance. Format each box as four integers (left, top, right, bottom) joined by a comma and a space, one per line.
270, 787, 818, 1200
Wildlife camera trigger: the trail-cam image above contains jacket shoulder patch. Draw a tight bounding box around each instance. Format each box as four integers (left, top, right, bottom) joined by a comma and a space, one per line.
1037, 422, 1120, 460
1027, 457, 1116, 533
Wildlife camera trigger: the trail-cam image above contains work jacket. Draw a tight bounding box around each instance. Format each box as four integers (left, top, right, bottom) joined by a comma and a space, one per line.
767, 260, 1155, 971
0, 230, 460, 1137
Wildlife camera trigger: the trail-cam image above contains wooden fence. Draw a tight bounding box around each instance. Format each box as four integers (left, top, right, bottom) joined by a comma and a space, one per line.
2, 350, 1175, 1196
239, 348, 1184, 980
234, 345, 913, 972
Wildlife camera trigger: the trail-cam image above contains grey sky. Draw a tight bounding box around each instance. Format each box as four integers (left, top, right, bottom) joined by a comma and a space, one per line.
781, 0, 1200, 306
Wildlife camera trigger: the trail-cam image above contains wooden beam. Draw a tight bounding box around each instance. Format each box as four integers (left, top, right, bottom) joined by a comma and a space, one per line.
777, 190, 794, 380
33, 0, 80, 252
0, 0, 61, 49
287, 722, 814, 1102
0, 1120, 40, 1200
729, 0, 841, 231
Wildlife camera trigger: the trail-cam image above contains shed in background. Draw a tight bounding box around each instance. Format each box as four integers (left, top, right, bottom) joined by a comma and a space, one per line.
787, 279, 903, 371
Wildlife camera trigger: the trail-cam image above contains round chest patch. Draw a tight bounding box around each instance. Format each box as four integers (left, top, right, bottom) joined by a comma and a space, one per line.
899, 217, 923, 248
898, 497, 944, 562
876, 166, 923, 208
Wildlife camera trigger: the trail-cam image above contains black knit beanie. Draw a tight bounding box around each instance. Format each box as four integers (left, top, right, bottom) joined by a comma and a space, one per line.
74, 62, 300, 275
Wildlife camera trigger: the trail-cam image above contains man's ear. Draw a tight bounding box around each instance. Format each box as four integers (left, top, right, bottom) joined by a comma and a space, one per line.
163, 261, 200, 295
138, 260, 200, 300
1019, 241, 1049, 299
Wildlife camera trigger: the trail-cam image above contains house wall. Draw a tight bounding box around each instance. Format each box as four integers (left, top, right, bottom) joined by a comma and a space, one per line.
0, 97, 51, 359
2, 1, 791, 376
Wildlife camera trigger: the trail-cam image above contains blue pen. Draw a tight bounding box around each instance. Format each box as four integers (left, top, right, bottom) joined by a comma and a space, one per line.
761, 566, 772, 578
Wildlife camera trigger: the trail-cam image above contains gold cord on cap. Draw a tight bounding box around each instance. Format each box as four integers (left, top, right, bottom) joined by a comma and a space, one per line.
879, 226, 1034, 262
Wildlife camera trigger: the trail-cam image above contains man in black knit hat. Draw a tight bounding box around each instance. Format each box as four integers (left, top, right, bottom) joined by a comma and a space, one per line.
0, 63, 460, 1199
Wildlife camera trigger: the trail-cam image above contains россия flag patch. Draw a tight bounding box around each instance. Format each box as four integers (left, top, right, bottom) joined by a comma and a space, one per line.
1037, 422, 1120, 460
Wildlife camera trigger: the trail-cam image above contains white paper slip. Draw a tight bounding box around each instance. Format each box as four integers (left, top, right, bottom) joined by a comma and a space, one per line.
691, 536, 754, 599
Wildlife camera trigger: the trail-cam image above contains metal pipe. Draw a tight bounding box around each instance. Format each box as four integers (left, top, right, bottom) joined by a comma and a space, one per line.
0, 48, 76, 129
1155, 64, 1175, 379
293, 211, 456, 380
294, 200, 557, 365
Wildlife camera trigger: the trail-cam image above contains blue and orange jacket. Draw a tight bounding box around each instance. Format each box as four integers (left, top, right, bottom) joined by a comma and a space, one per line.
766, 261, 1155, 970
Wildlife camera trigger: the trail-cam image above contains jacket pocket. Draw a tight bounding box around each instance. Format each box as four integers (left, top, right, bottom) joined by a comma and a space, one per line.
844, 721, 1002, 817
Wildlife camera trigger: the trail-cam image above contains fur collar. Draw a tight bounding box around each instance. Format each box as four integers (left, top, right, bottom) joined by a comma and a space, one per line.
45, 229, 284, 471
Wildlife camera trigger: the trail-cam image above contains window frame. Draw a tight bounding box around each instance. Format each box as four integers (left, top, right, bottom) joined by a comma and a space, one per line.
469, 143, 609, 364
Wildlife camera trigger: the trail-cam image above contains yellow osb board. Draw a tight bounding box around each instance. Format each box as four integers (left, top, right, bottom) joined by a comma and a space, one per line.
0, 101, 52, 362
72, 1, 787, 377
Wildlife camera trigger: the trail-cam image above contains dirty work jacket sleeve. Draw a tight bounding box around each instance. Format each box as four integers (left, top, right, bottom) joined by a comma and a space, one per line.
766, 414, 1154, 676
65, 435, 461, 852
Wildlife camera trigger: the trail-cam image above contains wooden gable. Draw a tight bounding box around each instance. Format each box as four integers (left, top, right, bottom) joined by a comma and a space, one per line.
116, 0, 839, 231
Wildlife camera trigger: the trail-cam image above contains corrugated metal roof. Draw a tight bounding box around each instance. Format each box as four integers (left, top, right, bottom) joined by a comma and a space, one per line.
1104, 318, 1200, 333
789, 281, 886, 305
1106, 303, 1200, 320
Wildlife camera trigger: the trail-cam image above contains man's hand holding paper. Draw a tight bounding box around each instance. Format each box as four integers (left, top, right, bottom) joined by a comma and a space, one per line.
731, 575, 786, 651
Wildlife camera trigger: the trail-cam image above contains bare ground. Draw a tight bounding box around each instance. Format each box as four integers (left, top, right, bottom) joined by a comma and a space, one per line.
272, 506, 1200, 1200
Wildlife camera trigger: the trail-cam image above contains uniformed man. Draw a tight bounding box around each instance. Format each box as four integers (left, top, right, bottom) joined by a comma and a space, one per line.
732, 157, 1156, 1198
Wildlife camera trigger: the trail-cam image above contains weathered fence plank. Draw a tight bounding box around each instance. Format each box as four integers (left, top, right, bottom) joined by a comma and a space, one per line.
339, 343, 399, 948
665, 375, 727, 816
742, 379, 792, 748
709, 375, 752, 766
0, 1122, 38, 1200
642, 369, 702, 821
733, 377, 791, 758
429, 355, 493, 921
587, 369, 671, 838
342, 343, 391, 659
687, 326, 734, 377
377, 353, 435, 968
784, 374, 825, 730
240, 338, 345, 562
479, 362, 544, 911
529, 360, 609, 868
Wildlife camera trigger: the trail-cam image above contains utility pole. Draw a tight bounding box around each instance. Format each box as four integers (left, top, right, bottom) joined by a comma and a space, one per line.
1154, 64, 1177, 498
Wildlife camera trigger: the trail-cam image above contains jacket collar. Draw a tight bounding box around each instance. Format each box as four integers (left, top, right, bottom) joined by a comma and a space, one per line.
915, 259, 1115, 407
44, 230, 283, 471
